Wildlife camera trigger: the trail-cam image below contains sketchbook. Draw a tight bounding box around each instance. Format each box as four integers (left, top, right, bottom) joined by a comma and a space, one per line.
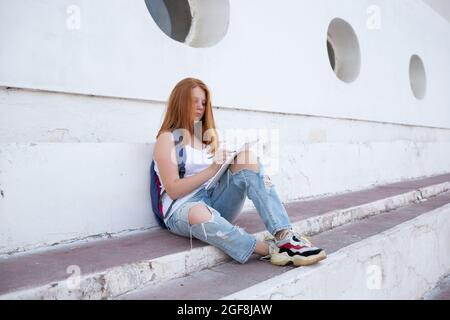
204, 139, 260, 191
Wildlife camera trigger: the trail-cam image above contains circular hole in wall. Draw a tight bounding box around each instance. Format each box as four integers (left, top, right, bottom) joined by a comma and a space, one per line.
144, 0, 230, 48
409, 54, 427, 100
326, 18, 361, 83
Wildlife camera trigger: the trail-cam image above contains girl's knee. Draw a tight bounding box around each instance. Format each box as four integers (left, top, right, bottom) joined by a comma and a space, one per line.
188, 203, 213, 225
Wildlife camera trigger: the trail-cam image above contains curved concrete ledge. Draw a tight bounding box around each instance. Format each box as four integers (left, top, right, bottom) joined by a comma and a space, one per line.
223, 203, 450, 300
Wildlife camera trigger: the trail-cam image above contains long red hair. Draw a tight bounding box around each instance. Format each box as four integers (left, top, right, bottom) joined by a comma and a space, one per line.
156, 77, 220, 154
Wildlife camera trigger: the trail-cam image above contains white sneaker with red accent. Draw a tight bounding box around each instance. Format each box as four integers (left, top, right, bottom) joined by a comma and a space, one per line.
270, 230, 327, 266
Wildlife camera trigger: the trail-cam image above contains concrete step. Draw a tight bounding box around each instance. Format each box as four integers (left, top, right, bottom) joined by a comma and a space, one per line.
1, 173, 449, 299
422, 272, 450, 300
118, 190, 450, 300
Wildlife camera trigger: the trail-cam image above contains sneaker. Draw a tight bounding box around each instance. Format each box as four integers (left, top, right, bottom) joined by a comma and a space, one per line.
270, 230, 326, 266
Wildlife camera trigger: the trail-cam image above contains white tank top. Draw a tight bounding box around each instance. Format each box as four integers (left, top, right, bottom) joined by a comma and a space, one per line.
154, 144, 214, 223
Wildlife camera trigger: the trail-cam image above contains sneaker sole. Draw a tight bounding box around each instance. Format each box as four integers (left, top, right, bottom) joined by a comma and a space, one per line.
270, 250, 327, 267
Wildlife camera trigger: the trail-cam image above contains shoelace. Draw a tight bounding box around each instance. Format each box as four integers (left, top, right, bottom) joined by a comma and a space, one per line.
295, 234, 312, 247
282, 230, 312, 247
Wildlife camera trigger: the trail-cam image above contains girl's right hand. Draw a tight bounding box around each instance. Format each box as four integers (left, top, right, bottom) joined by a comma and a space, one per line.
210, 148, 234, 166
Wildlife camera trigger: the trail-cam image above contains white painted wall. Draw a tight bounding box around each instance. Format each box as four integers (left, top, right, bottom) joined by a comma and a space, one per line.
0, 0, 449, 254
423, 0, 450, 22
1, 0, 449, 128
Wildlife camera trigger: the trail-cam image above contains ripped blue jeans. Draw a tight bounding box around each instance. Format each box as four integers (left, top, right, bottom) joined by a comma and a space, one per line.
165, 157, 292, 264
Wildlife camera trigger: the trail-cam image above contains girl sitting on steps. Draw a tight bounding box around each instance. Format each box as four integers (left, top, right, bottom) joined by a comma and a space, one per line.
152, 77, 326, 266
